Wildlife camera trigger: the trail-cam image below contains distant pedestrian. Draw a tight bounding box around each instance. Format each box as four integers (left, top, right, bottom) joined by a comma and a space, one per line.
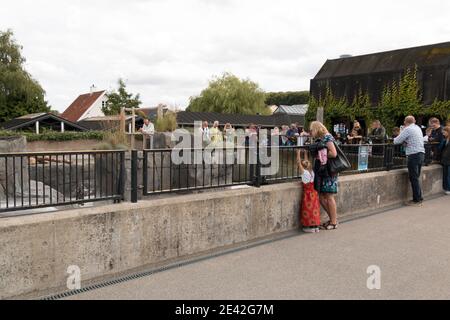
392, 127, 401, 139
223, 123, 235, 144
394, 116, 426, 206
347, 121, 363, 144
139, 118, 155, 149
440, 126, 450, 195
200, 121, 211, 146
210, 121, 223, 146
297, 149, 321, 233
369, 120, 386, 143
428, 118, 444, 161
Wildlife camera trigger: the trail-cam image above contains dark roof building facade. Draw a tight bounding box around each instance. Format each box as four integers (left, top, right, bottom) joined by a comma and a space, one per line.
176, 111, 305, 129
310, 41, 450, 106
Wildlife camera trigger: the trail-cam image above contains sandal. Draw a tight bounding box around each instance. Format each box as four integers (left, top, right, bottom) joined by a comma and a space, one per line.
321, 221, 339, 230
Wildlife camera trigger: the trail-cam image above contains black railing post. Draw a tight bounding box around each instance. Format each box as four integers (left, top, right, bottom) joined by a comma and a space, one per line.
118, 151, 126, 202
254, 128, 262, 188
131, 150, 138, 203
384, 144, 394, 171
424, 143, 433, 166
142, 150, 148, 195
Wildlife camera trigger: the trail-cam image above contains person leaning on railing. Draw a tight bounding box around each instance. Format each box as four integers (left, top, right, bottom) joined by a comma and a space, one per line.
368, 120, 387, 143
393, 116, 426, 206
139, 118, 155, 149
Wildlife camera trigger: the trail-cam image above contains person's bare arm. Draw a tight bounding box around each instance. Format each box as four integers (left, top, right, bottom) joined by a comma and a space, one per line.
327, 141, 337, 159
296, 150, 305, 174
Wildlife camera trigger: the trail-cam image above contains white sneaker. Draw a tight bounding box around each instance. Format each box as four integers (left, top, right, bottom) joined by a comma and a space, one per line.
303, 227, 316, 233
445, 191, 450, 195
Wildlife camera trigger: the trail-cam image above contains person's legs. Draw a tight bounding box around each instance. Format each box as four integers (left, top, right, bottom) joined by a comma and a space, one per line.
407, 153, 424, 203
324, 194, 338, 225
444, 165, 450, 191
319, 195, 329, 216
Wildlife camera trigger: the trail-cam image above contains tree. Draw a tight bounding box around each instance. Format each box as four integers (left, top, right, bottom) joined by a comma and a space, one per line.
187, 73, 270, 115
103, 78, 141, 115
265, 91, 310, 106
0, 29, 50, 122
379, 67, 423, 132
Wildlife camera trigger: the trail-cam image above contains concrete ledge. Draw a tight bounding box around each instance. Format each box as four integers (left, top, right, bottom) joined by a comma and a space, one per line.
0, 165, 444, 299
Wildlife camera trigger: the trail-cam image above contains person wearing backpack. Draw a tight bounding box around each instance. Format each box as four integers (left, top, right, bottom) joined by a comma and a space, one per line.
309, 121, 339, 230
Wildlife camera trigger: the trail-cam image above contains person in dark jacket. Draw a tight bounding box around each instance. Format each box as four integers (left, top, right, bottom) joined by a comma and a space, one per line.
440, 126, 450, 195
429, 118, 444, 161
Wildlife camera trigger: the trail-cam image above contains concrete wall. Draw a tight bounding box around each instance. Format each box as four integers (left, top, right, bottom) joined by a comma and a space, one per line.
0, 165, 444, 299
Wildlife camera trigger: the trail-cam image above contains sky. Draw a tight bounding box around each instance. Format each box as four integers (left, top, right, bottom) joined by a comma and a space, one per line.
1, 0, 449, 112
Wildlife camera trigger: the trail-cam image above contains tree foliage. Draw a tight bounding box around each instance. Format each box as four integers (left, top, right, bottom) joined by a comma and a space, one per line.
103, 78, 141, 115
265, 91, 309, 106
0, 29, 50, 122
155, 111, 177, 132
187, 73, 270, 115
305, 85, 368, 129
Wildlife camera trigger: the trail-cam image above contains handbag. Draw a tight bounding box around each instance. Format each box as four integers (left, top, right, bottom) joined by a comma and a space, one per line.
328, 141, 351, 174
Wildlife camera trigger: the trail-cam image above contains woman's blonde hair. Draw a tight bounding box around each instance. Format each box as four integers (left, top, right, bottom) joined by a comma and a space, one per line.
443, 126, 450, 139
309, 121, 329, 138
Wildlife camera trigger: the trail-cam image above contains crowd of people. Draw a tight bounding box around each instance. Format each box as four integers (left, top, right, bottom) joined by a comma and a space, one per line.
141, 117, 449, 234
297, 116, 450, 234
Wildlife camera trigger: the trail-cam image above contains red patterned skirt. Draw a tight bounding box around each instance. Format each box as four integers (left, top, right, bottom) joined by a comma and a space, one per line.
301, 182, 321, 227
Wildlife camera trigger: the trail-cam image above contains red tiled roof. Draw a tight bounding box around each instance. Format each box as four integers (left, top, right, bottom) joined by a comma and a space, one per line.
61, 90, 105, 122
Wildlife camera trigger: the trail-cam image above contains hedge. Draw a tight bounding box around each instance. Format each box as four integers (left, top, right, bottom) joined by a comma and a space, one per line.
0, 130, 106, 142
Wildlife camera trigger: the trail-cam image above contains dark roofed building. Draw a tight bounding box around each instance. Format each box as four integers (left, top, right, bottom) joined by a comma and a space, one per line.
176, 111, 305, 129
0, 113, 88, 134
78, 115, 144, 133
311, 41, 450, 106
274, 104, 309, 115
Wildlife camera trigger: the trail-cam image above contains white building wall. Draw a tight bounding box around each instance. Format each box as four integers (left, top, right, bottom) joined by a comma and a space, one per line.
78, 92, 108, 121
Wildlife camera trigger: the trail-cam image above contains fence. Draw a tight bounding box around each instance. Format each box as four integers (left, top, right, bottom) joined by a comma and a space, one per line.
0, 150, 125, 213
0, 143, 436, 212
139, 142, 436, 198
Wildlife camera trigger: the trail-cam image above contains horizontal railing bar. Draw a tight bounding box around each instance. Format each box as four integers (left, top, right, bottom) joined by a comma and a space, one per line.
0, 150, 126, 157
0, 196, 123, 215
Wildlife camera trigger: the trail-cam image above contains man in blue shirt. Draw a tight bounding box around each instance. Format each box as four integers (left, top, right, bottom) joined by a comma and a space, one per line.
394, 116, 425, 206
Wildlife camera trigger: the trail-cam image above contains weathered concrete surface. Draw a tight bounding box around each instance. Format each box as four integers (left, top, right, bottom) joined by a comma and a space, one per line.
0, 165, 444, 299
0, 183, 301, 299
66, 196, 450, 300
0, 137, 28, 198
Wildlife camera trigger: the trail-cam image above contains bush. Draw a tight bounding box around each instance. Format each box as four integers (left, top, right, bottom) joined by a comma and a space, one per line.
155, 111, 177, 132
0, 130, 106, 142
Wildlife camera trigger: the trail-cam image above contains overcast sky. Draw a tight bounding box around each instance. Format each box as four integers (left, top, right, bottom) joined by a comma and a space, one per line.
1, 0, 449, 112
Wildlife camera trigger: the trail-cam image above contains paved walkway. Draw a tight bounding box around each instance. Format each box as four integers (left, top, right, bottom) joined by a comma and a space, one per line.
67, 196, 450, 300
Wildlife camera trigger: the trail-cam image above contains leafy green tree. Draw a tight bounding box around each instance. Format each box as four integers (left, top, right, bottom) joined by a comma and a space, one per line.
0, 29, 50, 122
103, 78, 141, 115
265, 91, 310, 106
187, 73, 270, 115
379, 67, 422, 132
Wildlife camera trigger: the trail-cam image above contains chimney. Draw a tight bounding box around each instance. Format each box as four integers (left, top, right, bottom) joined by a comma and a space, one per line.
90, 84, 96, 95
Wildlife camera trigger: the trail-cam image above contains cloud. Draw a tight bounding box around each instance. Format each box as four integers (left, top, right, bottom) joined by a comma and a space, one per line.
1, 0, 449, 111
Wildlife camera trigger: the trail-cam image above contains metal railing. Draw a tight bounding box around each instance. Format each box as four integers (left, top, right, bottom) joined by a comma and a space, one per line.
142, 147, 257, 196
140, 142, 436, 197
0, 150, 125, 213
